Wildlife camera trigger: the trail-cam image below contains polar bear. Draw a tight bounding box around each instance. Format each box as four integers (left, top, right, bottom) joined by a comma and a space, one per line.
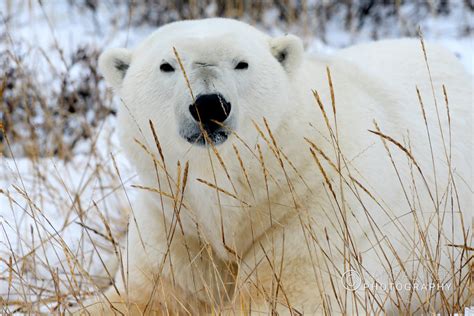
82, 18, 472, 314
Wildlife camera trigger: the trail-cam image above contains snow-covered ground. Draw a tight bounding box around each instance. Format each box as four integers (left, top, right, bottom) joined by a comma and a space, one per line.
0, 1, 472, 312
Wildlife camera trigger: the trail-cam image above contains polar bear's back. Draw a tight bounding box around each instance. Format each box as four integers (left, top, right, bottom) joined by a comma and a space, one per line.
332, 39, 471, 120
333, 38, 467, 88
325, 39, 472, 194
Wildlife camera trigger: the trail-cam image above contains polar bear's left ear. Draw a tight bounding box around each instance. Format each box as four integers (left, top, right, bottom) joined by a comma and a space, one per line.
269, 34, 304, 74
98, 48, 132, 89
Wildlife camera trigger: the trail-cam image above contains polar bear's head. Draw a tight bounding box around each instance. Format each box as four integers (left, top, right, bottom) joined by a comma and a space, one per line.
99, 18, 303, 160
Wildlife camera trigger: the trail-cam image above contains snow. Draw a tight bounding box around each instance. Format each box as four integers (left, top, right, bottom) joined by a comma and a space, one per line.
0, 117, 132, 308
0, 1, 472, 311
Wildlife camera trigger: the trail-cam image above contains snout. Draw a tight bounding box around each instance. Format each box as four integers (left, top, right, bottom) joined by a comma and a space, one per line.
181, 94, 234, 146
189, 94, 231, 128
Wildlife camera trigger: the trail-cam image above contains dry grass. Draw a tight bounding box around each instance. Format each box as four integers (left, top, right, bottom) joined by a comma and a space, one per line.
0, 1, 472, 315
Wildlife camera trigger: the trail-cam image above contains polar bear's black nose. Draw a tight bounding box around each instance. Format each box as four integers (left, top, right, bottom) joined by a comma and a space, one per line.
189, 94, 231, 127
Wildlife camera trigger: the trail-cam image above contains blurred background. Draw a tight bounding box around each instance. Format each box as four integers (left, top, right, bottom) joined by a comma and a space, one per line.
0, 1, 472, 313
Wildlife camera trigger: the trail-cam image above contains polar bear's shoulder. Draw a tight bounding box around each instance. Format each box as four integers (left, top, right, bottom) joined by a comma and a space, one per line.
324, 38, 468, 97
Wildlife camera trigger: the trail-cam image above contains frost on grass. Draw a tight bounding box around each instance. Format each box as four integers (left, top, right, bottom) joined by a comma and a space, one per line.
0, 117, 132, 312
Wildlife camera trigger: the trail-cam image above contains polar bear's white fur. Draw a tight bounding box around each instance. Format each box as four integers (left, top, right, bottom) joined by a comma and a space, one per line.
87, 18, 472, 314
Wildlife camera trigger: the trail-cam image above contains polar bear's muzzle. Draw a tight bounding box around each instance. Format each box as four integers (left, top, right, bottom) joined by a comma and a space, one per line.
180, 93, 233, 146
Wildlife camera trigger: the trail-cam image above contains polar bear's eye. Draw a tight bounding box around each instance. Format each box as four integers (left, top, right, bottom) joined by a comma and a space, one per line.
160, 62, 175, 73
235, 62, 249, 70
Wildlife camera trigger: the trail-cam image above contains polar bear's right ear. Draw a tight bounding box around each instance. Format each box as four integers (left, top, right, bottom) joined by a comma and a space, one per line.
269, 34, 304, 74
98, 48, 132, 88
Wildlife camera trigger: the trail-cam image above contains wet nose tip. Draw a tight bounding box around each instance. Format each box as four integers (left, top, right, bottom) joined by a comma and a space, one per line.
189, 94, 231, 125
